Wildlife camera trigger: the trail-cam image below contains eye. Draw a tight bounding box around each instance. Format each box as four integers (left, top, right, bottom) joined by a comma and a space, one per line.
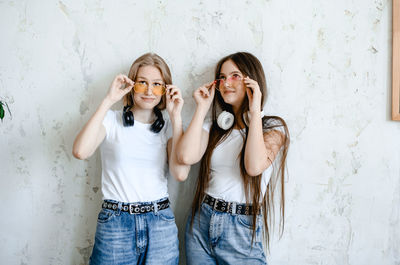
137, 80, 147, 85
232, 74, 241, 80
153, 82, 163, 87
218, 76, 226, 80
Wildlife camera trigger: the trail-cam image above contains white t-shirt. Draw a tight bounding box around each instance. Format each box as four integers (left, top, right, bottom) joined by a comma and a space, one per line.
99, 110, 172, 203
202, 121, 274, 203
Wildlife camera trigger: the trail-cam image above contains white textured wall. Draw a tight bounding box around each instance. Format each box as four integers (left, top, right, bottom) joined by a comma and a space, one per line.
1, 0, 399, 264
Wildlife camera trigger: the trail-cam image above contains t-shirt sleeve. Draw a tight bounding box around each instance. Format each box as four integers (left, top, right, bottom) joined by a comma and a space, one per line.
102, 110, 116, 137
202, 120, 212, 133
262, 117, 286, 134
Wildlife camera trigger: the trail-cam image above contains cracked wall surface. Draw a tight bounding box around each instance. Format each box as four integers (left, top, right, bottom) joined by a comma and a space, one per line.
0, 0, 399, 264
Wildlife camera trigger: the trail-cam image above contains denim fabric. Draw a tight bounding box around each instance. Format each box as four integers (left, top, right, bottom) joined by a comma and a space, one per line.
90, 198, 179, 265
185, 203, 267, 265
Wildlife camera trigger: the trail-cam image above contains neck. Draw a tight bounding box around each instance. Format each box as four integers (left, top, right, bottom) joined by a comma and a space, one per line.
131, 106, 154, 124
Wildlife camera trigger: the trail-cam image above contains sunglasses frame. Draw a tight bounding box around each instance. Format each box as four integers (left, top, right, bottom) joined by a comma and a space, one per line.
133, 82, 167, 96
214, 75, 243, 91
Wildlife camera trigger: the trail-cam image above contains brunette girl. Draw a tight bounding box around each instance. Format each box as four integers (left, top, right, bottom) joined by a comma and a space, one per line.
177, 52, 289, 264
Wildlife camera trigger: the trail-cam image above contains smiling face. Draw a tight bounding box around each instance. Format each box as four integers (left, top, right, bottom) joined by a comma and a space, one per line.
218, 60, 247, 109
132, 65, 164, 110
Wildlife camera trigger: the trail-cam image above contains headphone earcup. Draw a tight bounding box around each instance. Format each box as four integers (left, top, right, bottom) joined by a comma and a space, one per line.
150, 107, 165, 133
150, 118, 165, 133
122, 106, 134, 127
217, 111, 234, 130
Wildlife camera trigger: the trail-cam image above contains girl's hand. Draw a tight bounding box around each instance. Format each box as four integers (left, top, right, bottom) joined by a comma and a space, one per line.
166, 85, 184, 119
106, 74, 135, 104
193, 81, 215, 112
244, 77, 262, 114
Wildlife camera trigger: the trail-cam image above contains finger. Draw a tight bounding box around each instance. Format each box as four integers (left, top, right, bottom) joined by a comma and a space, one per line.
209, 83, 216, 97
166, 84, 175, 91
117, 76, 129, 88
244, 76, 255, 81
246, 87, 253, 99
205, 81, 214, 89
168, 87, 179, 96
114, 75, 124, 86
123, 77, 134, 86
123, 84, 133, 92
166, 85, 178, 94
126, 78, 135, 86
171, 94, 182, 103
244, 79, 256, 86
199, 87, 210, 97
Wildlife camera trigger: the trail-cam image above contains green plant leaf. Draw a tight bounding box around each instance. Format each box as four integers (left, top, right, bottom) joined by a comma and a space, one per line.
0, 104, 4, 120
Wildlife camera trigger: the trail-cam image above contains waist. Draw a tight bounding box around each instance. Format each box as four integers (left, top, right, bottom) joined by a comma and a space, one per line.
203, 194, 260, 216
102, 197, 169, 214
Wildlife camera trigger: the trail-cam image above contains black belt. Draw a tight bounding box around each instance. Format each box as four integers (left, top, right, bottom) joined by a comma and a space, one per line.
203, 194, 260, 215
102, 199, 169, 214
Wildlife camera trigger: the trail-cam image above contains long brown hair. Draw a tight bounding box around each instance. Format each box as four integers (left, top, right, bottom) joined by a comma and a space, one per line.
191, 52, 290, 249
123, 53, 171, 110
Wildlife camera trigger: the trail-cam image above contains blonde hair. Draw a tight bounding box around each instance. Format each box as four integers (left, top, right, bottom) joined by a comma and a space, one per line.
123, 53, 172, 110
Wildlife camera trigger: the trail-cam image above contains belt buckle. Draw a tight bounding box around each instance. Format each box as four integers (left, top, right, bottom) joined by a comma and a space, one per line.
129, 204, 138, 214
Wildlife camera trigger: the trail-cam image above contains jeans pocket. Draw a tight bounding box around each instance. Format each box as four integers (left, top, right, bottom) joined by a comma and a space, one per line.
97, 208, 115, 223
158, 208, 175, 222
236, 214, 262, 230
236, 215, 264, 246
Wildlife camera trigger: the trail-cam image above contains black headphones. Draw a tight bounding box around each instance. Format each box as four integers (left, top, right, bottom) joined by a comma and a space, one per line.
122, 105, 165, 133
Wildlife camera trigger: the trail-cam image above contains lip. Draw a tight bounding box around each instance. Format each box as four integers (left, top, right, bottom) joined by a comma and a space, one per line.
223, 90, 235, 95
141, 97, 156, 102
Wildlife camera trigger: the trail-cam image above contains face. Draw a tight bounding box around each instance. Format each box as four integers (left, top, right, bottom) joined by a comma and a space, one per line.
217, 60, 246, 108
133, 65, 164, 110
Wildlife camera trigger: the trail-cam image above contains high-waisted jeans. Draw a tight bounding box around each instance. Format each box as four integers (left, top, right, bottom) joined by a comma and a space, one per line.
90, 197, 179, 265
185, 202, 267, 265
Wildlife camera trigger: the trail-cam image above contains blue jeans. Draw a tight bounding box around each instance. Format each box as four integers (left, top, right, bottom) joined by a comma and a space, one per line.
90, 198, 179, 265
185, 202, 267, 265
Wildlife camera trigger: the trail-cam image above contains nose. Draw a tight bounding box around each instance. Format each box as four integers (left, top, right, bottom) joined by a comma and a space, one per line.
144, 85, 153, 95
224, 79, 232, 87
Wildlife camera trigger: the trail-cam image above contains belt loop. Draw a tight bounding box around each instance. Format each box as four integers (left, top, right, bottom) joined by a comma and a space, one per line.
213, 199, 218, 211
153, 201, 158, 215
117, 202, 122, 215
231, 202, 237, 216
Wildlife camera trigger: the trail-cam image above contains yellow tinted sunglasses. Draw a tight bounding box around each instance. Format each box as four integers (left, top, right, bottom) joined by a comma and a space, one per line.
133, 82, 166, 96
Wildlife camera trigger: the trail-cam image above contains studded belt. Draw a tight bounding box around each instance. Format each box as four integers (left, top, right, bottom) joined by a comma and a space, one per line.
102, 199, 170, 214
203, 194, 260, 215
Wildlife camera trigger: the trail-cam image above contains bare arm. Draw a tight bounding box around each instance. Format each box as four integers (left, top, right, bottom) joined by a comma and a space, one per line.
243, 76, 284, 176
72, 74, 134, 160
165, 85, 191, 181
167, 120, 191, 181
244, 112, 284, 176
175, 82, 215, 165
72, 98, 111, 159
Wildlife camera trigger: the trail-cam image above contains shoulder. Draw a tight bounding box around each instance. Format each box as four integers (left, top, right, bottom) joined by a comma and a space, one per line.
262, 116, 288, 145
106, 109, 124, 126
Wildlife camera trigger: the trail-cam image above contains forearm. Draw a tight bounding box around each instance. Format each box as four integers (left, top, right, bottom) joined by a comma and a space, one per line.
175, 106, 208, 165
169, 115, 191, 181
72, 98, 113, 159
244, 112, 270, 176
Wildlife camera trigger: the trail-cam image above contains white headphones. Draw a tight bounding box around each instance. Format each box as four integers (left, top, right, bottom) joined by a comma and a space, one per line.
217, 111, 235, 130
217, 110, 265, 130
